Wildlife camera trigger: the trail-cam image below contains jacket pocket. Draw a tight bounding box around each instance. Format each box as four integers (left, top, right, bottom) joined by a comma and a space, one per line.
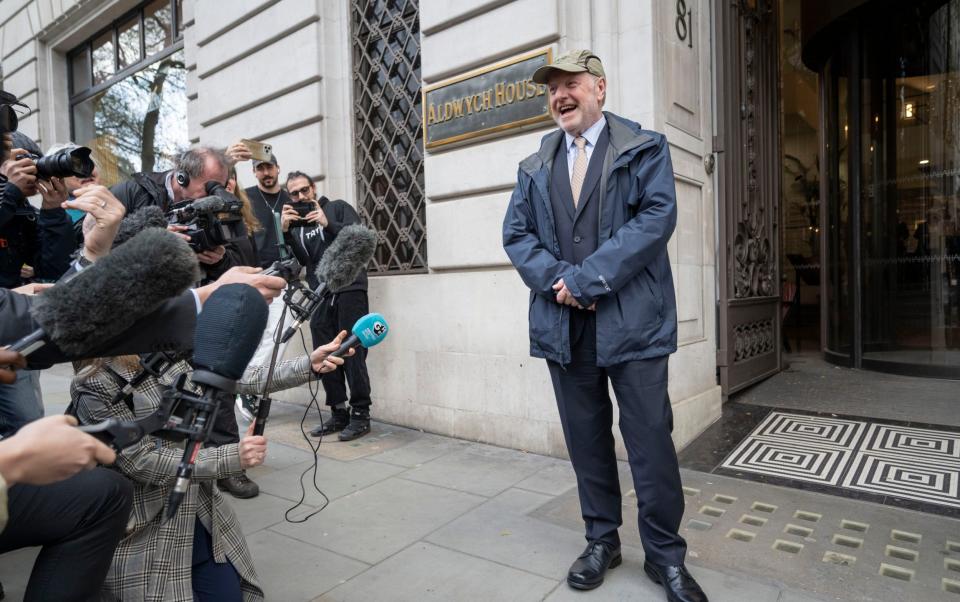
529, 293, 562, 357
643, 265, 664, 319
597, 270, 663, 358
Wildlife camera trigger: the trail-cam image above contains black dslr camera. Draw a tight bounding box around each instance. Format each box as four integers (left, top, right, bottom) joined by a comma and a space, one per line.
166, 181, 247, 252
16, 146, 95, 180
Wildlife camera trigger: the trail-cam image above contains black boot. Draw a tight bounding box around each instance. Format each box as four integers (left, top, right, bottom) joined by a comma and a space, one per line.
217, 471, 260, 499
310, 407, 350, 437
339, 409, 371, 441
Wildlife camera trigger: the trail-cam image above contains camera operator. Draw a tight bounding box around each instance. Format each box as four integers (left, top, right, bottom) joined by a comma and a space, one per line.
111, 145, 252, 282
0, 132, 77, 436
283, 172, 374, 441
0, 132, 75, 286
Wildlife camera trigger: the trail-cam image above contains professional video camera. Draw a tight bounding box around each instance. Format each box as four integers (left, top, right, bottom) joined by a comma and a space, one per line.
166, 181, 247, 252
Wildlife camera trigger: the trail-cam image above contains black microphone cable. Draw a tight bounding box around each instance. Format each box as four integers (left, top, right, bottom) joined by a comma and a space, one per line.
249, 296, 331, 523
283, 326, 331, 524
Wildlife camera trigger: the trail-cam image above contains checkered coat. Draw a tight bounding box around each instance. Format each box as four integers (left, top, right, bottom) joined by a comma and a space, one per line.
72, 355, 314, 601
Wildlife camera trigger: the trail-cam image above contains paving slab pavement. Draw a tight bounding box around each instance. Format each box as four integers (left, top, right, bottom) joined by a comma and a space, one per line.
3, 367, 956, 600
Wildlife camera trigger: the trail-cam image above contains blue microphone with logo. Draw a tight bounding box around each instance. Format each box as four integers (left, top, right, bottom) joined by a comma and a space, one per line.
330, 313, 389, 359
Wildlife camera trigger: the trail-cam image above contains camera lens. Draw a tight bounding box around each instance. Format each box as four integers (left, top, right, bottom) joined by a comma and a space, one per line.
35, 146, 94, 180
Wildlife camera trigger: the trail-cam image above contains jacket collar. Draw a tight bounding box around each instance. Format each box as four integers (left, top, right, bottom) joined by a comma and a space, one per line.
519, 111, 655, 178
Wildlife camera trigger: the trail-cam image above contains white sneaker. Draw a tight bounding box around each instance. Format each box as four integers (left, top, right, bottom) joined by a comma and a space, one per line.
235, 394, 258, 421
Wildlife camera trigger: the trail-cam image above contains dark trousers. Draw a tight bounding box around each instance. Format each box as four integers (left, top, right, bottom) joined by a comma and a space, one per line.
309, 290, 372, 411
192, 517, 241, 601
546, 312, 687, 566
0, 468, 133, 601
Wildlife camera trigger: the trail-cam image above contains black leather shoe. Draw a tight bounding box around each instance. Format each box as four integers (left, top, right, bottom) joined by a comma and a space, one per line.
566, 541, 622, 590
338, 413, 371, 441
643, 561, 708, 602
217, 472, 260, 499
310, 408, 350, 437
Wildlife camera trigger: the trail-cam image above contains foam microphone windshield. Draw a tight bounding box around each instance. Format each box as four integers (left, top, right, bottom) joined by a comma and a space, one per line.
26, 228, 199, 356
315, 224, 377, 292
112, 205, 167, 248
278, 225, 376, 345
192, 283, 268, 382
166, 283, 267, 520
190, 196, 226, 212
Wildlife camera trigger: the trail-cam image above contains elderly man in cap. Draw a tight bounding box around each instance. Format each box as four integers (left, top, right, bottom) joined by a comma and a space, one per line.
502, 50, 707, 601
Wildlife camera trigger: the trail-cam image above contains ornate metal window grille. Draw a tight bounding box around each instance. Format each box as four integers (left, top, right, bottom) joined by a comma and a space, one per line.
351, 0, 427, 274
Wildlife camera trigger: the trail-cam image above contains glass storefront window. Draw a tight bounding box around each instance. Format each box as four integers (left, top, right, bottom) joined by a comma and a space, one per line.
825, 59, 852, 357
69, 0, 185, 187
144, 0, 173, 57
73, 52, 187, 184
780, 0, 822, 350
817, 0, 960, 377
91, 31, 115, 85
859, 0, 960, 370
117, 16, 141, 70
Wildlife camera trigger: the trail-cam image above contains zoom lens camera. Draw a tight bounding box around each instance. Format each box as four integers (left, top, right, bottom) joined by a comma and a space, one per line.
16, 146, 95, 180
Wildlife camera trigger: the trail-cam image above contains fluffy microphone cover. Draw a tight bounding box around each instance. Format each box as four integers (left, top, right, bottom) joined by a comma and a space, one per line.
189, 196, 226, 212
112, 205, 168, 248
31, 228, 200, 355
315, 224, 377, 292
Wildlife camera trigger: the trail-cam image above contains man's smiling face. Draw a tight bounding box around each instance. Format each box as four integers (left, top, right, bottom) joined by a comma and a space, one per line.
547, 71, 605, 136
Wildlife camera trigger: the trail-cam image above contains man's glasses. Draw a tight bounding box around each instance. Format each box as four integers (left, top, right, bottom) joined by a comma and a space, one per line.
289, 186, 312, 198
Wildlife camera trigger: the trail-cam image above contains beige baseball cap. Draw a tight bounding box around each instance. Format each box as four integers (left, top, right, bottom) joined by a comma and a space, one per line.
532, 49, 606, 84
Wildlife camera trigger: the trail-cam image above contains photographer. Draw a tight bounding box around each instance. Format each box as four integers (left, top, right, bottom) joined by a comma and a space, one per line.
0, 132, 77, 436
283, 172, 373, 441
111, 145, 251, 282
0, 132, 75, 287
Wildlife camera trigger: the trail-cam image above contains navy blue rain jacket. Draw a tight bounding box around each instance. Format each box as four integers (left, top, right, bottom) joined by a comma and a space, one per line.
502, 112, 678, 367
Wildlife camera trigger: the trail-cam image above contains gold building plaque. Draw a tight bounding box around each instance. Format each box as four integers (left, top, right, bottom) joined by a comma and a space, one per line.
422, 48, 553, 150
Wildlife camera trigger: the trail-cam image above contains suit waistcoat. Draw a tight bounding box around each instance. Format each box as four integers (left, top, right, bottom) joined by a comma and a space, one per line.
550, 125, 610, 266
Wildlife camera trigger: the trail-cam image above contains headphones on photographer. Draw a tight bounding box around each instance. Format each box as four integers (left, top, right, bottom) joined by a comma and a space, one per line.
175, 169, 190, 188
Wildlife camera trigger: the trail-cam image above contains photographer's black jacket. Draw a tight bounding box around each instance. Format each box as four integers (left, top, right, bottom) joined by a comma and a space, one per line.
111, 171, 170, 213
0, 178, 74, 287
288, 196, 367, 293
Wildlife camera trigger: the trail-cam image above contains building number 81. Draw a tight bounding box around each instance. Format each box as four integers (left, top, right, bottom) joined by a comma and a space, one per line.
676, 0, 693, 49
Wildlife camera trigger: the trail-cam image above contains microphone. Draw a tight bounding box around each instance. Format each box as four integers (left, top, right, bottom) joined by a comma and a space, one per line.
330, 313, 389, 359
165, 283, 268, 520
111, 205, 168, 248
9, 228, 199, 357
279, 224, 377, 344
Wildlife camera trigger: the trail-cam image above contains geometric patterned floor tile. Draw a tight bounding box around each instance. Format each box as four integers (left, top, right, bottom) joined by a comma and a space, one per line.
720, 411, 960, 510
